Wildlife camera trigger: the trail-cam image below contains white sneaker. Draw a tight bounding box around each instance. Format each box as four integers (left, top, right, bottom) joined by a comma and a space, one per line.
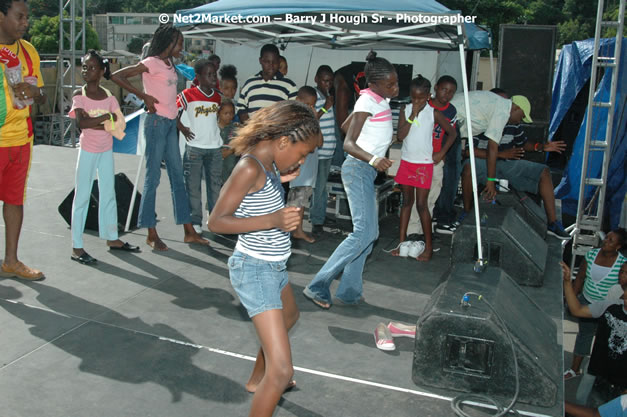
408, 241, 425, 258
193, 224, 203, 234
398, 241, 412, 257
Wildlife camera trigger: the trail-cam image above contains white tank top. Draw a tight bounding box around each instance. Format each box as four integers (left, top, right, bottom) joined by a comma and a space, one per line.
400, 104, 435, 164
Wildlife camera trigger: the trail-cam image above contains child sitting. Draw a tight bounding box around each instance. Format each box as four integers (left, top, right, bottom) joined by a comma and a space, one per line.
287, 86, 320, 243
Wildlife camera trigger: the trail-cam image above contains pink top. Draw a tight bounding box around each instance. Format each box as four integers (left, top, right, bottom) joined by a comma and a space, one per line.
69, 93, 120, 153
141, 57, 178, 119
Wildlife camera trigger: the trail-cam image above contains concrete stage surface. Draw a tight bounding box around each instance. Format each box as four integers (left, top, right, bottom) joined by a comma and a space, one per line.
0, 145, 566, 417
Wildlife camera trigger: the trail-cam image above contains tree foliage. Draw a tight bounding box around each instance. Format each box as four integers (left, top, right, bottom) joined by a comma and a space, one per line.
28, 0, 624, 52
441, 0, 625, 49
127, 37, 145, 54
29, 16, 101, 55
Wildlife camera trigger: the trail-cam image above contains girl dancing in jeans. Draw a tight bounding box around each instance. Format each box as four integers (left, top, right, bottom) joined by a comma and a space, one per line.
303, 51, 399, 309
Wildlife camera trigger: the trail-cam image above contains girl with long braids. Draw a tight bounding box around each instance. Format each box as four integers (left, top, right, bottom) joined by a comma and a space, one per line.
209, 101, 321, 417
111, 23, 207, 251
304, 51, 399, 309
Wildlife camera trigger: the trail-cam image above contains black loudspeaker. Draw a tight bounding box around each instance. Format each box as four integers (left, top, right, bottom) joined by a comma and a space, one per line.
493, 192, 547, 239
412, 263, 559, 407
58, 173, 141, 232
451, 206, 548, 286
498, 24, 557, 141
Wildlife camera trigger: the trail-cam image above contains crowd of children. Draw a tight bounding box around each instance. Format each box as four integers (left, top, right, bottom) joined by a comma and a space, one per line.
58, 21, 587, 417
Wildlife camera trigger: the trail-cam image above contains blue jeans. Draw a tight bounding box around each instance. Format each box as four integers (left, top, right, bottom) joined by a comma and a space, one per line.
310, 157, 332, 226
139, 113, 192, 228
434, 137, 461, 223
183, 145, 222, 225
305, 156, 378, 304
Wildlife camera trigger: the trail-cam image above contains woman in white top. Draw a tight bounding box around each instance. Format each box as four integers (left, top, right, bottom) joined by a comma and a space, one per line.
304, 51, 399, 309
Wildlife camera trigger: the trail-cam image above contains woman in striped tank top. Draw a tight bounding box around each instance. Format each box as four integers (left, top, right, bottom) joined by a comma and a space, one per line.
208, 101, 321, 417
565, 228, 626, 379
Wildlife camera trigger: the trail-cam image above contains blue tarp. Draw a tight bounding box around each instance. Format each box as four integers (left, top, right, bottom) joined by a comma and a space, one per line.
551, 38, 627, 229
177, 0, 490, 50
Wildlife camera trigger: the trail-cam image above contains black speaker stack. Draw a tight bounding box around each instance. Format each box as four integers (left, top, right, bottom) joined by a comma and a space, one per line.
58, 173, 141, 232
412, 191, 561, 409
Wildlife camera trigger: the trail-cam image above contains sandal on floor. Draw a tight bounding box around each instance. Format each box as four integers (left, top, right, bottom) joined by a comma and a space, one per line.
109, 242, 140, 252
302, 287, 331, 309
563, 369, 582, 380
71, 252, 97, 265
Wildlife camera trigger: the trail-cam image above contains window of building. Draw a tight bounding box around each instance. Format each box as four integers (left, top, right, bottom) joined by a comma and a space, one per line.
143, 17, 158, 25
126, 16, 142, 25
109, 16, 124, 24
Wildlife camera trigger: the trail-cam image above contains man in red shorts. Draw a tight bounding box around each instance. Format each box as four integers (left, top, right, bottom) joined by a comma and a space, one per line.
0, 0, 46, 280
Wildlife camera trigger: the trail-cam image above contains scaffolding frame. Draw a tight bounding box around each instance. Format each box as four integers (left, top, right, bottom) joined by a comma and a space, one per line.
53, 0, 86, 147
569, 0, 625, 266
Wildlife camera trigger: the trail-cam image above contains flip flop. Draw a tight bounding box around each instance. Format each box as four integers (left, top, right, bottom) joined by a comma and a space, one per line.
302, 288, 331, 309
71, 252, 97, 265
109, 242, 141, 252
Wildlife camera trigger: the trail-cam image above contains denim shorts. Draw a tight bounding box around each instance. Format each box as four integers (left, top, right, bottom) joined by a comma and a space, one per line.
228, 250, 289, 318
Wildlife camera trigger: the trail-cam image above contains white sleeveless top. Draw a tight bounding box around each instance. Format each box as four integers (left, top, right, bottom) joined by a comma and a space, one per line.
400, 104, 435, 164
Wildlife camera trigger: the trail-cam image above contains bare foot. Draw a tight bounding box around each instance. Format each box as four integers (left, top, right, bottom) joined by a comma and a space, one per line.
184, 231, 210, 246
390, 248, 400, 256
292, 229, 315, 243
147, 237, 168, 251
246, 380, 296, 393
417, 248, 433, 262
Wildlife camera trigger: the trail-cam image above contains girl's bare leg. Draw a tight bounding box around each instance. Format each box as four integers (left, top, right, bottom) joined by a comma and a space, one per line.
247, 303, 295, 417
392, 185, 415, 256
416, 187, 433, 261
146, 227, 168, 251
246, 283, 300, 393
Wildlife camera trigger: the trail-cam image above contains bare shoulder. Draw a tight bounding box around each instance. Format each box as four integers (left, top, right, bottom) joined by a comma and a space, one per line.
233, 156, 263, 179
231, 156, 266, 193
72, 88, 83, 97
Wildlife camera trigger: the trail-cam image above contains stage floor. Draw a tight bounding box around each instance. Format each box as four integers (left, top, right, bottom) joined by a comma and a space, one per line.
0, 145, 567, 417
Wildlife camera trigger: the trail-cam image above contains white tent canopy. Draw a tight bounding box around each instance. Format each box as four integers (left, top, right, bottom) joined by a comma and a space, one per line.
168, 0, 490, 264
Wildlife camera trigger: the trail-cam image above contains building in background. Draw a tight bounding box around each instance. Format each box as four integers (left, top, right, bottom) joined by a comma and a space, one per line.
92, 13, 213, 54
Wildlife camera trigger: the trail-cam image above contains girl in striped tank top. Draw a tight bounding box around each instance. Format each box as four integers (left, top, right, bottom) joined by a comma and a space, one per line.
208, 101, 321, 417
565, 228, 626, 379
